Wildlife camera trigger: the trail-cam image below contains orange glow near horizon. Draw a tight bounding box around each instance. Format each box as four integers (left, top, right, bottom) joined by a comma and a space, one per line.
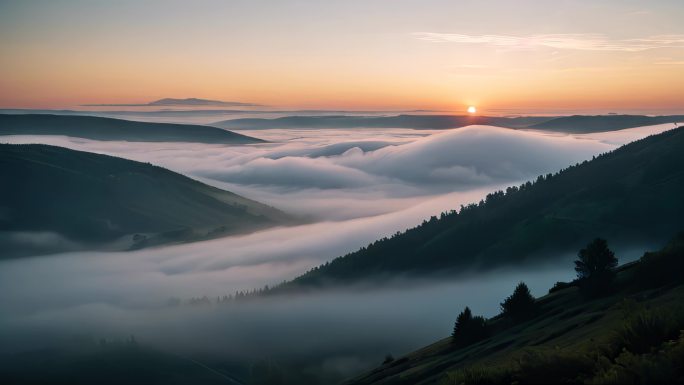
2, 53, 683, 115
1, 2, 683, 115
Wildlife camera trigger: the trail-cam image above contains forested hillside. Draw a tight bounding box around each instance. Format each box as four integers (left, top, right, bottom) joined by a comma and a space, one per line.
285, 126, 684, 286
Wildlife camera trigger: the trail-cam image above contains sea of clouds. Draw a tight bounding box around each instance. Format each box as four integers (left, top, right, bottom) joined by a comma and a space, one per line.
0, 122, 674, 381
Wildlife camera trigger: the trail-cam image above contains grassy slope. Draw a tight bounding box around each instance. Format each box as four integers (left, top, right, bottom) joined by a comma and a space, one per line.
0, 144, 290, 257
0, 114, 264, 144
348, 237, 684, 384
280, 126, 684, 287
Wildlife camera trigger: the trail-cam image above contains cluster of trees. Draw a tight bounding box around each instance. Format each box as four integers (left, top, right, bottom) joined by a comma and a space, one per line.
451, 238, 619, 347
168, 285, 274, 307
451, 281, 536, 347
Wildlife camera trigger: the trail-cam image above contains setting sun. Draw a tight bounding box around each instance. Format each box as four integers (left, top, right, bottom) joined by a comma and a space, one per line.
467, 106, 477, 114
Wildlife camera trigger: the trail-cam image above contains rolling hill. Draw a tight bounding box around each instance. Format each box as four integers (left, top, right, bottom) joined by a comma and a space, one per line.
0, 114, 264, 144
278, 125, 684, 288
0, 143, 291, 258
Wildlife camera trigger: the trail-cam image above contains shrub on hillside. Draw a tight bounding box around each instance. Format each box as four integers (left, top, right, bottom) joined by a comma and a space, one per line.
615, 306, 684, 355
591, 331, 684, 384
548, 280, 573, 293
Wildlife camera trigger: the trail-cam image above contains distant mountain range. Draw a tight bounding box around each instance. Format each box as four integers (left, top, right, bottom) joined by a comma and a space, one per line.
213, 115, 548, 130
82, 97, 261, 107
276, 125, 684, 288
2, 111, 681, 134
528, 114, 684, 133
0, 144, 292, 258
214, 114, 684, 133
0, 114, 264, 144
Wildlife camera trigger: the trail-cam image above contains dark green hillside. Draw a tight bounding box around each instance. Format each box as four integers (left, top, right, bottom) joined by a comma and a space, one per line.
0, 144, 290, 258
284, 126, 684, 286
347, 235, 684, 384
0, 114, 264, 144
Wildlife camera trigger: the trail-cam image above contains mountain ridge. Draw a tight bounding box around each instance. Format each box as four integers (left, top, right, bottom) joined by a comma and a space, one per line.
213, 114, 684, 132
0, 114, 265, 144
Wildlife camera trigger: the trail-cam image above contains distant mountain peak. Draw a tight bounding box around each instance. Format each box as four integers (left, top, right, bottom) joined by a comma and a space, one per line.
147, 98, 260, 107
82, 97, 262, 107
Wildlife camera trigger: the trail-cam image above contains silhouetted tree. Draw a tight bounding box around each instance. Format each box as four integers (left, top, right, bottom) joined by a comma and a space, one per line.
452, 306, 473, 340
500, 282, 535, 320
383, 354, 395, 365
452, 306, 488, 347
575, 238, 617, 279
575, 238, 618, 296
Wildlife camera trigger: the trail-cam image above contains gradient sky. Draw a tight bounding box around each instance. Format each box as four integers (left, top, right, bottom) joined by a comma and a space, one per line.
1, 0, 683, 113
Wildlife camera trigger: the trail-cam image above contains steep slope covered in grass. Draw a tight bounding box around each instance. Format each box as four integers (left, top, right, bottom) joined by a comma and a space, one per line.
347, 235, 684, 384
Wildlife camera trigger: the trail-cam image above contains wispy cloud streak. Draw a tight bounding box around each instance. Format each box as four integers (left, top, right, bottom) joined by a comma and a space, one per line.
413, 33, 684, 52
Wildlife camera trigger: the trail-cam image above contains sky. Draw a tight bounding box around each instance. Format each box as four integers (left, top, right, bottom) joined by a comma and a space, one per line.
1, 0, 684, 113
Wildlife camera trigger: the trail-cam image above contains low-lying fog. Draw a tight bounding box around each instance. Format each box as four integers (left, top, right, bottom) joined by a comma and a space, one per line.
1, 263, 577, 376
0, 122, 673, 381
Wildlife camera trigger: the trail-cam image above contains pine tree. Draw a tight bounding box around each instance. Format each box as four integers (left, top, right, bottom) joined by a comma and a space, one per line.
451, 306, 488, 347
500, 282, 535, 320
452, 306, 473, 341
